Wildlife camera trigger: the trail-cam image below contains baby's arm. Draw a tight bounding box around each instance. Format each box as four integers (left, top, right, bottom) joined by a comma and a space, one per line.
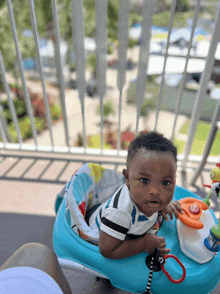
99, 230, 170, 259
161, 200, 183, 221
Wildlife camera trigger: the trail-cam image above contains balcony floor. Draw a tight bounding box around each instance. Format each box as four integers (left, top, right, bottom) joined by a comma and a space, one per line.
0, 149, 219, 294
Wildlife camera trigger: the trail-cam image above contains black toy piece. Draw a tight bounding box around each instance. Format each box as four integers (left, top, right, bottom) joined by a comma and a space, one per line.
144, 249, 166, 294
144, 290, 153, 294
146, 248, 165, 272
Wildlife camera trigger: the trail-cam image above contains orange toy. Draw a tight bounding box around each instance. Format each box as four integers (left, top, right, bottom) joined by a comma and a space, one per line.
178, 198, 208, 229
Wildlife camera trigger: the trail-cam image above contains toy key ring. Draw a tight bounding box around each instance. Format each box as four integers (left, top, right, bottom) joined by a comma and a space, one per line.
161, 254, 186, 284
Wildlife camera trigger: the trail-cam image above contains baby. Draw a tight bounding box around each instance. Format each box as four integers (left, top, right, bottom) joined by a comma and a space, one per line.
88, 131, 183, 259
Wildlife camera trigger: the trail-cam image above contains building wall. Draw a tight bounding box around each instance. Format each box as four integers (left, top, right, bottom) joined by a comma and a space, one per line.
162, 85, 218, 121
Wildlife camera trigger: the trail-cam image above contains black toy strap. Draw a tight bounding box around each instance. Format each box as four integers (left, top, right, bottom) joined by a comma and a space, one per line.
144, 256, 154, 294
143, 249, 165, 294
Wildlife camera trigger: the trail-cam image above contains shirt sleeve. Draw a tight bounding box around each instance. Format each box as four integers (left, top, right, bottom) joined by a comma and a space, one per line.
100, 207, 131, 240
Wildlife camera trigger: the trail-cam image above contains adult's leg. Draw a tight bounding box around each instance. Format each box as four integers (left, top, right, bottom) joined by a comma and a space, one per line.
0, 243, 72, 294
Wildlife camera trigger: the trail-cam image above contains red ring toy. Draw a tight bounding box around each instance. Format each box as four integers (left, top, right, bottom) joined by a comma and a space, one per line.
161, 254, 186, 284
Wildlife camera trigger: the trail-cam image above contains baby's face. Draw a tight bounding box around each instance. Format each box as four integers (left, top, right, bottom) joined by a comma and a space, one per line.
123, 149, 176, 217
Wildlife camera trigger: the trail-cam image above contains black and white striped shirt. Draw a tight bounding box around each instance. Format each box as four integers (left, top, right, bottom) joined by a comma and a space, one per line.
89, 184, 163, 240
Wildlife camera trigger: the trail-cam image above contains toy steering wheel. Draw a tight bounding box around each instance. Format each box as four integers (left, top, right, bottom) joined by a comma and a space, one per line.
178, 197, 208, 229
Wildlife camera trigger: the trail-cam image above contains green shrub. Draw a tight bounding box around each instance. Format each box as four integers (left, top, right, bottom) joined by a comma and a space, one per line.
129, 12, 142, 26
50, 102, 61, 120
126, 80, 160, 105
153, 11, 193, 28
9, 83, 23, 90
27, 76, 40, 82
148, 75, 157, 83
0, 97, 26, 124
126, 80, 137, 104
153, 11, 170, 27
0, 78, 17, 92
70, 62, 76, 72
128, 38, 138, 49
9, 116, 45, 142
86, 53, 96, 76
14, 98, 26, 117
0, 78, 3, 92
1, 98, 61, 142
107, 46, 114, 54
96, 100, 115, 118
140, 99, 156, 116
19, 116, 34, 139
175, 0, 190, 12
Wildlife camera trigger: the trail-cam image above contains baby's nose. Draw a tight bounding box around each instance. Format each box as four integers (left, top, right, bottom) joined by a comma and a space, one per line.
149, 184, 160, 195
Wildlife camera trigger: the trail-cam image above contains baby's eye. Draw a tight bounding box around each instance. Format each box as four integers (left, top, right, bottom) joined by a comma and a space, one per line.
141, 178, 149, 184
162, 181, 170, 186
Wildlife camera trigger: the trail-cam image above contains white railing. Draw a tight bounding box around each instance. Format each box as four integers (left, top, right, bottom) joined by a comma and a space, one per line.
1, 0, 220, 179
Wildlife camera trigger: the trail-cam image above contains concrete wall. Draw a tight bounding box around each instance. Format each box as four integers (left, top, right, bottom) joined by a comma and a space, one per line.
161, 85, 219, 121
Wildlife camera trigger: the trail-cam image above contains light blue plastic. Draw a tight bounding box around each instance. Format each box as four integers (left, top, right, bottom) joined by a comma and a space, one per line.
53, 185, 220, 294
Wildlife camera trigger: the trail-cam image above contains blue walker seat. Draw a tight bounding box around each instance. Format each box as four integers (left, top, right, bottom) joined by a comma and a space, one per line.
53, 163, 220, 294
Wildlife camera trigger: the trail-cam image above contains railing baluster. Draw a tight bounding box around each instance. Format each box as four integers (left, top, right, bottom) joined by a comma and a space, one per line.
0, 53, 23, 146
0, 117, 7, 147
135, 0, 155, 135
71, 0, 86, 151
170, 0, 201, 141
154, 0, 177, 132
117, 0, 130, 152
6, 0, 38, 147
190, 100, 220, 186
51, 0, 70, 148
28, 0, 54, 148
182, 1, 220, 169
95, 0, 108, 152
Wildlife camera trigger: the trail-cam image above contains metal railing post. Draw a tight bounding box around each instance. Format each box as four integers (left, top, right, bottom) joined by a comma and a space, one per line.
71, 0, 87, 151
135, 0, 155, 135
51, 0, 70, 148
116, 0, 130, 152
154, 0, 177, 131
95, 0, 108, 152
6, 0, 38, 148
0, 53, 23, 146
28, 0, 55, 149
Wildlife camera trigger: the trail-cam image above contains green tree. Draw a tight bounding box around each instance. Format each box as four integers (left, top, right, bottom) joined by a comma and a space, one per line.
0, 0, 141, 73
175, 0, 190, 12
0, 1, 36, 80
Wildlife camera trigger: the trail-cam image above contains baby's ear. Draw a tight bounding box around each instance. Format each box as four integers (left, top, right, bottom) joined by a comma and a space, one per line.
123, 169, 129, 187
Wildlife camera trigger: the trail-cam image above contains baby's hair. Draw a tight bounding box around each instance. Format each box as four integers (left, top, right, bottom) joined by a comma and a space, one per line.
127, 131, 177, 166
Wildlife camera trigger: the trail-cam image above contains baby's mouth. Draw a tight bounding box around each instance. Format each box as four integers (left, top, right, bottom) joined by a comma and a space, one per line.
148, 200, 160, 207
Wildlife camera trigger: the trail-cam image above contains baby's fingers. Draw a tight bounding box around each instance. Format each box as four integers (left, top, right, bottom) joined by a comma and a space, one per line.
159, 247, 171, 257
171, 201, 183, 219
161, 211, 169, 221
174, 201, 184, 213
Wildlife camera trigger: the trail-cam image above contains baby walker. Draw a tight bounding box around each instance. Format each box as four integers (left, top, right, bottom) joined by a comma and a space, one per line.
53, 163, 220, 294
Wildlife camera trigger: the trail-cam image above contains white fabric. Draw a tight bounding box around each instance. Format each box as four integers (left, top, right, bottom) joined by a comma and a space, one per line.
0, 267, 63, 294
89, 184, 159, 240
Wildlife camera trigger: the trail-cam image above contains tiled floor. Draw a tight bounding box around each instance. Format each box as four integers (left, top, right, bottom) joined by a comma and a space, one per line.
0, 150, 219, 293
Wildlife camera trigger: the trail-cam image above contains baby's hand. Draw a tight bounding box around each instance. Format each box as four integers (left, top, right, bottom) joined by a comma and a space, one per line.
143, 233, 170, 257
161, 201, 184, 221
